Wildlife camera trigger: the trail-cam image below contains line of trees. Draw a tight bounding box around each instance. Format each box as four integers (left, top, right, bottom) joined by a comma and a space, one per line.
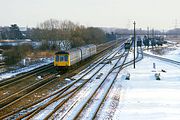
29, 19, 107, 50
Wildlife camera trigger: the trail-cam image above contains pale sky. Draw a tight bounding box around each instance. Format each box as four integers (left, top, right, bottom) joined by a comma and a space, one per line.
1, 0, 180, 30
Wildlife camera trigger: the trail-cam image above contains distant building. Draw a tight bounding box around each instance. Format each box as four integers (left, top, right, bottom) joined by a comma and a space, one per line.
106, 32, 116, 41
19, 27, 28, 38
19, 27, 27, 32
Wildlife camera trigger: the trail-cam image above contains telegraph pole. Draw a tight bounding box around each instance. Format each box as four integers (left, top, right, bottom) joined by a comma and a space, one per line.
133, 21, 136, 69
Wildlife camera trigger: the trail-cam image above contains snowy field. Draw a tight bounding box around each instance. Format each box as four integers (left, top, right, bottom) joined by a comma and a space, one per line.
0, 58, 53, 81
112, 56, 180, 120
161, 45, 180, 61
144, 44, 180, 61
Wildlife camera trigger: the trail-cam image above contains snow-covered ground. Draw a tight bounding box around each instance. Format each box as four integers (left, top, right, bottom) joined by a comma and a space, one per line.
162, 46, 180, 61
29, 46, 180, 120
110, 55, 180, 120
0, 58, 53, 81
144, 44, 180, 61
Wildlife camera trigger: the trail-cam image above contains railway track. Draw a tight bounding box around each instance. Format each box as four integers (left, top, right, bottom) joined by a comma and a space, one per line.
12, 44, 125, 120
120, 47, 144, 69
66, 50, 129, 120
100, 47, 143, 70
0, 72, 57, 108
0, 64, 56, 106
31, 48, 128, 119
94, 47, 143, 119
0, 63, 53, 87
0, 62, 60, 118
76, 48, 144, 120
0, 40, 124, 119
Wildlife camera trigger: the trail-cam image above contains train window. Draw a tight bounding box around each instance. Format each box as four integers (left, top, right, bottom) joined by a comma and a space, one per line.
65, 55, 68, 61
60, 56, 64, 61
56, 56, 59, 61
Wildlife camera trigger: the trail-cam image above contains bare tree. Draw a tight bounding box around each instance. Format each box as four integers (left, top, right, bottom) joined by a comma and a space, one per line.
30, 19, 106, 50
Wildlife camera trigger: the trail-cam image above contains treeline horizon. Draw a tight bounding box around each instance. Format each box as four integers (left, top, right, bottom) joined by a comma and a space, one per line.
0, 19, 108, 48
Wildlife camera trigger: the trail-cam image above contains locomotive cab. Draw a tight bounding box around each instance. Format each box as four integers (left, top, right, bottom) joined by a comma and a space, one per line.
54, 51, 70, 67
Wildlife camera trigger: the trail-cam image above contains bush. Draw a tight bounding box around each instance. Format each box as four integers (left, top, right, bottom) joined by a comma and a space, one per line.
3, 44, 32, 66
3, 49, 21, 66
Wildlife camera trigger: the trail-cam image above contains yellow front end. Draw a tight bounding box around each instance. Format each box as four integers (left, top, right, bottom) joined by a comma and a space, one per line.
54, 54, 70, 67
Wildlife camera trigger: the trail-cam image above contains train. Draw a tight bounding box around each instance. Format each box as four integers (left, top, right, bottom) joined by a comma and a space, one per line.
54, 44, 97, 68
124, 42, 131, 50
124, 37, 133, 50
143, 35, 167, 47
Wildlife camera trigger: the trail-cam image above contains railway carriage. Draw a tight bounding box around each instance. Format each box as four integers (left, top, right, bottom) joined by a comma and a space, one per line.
79, 44, 96, 60
54, 44, 97, 68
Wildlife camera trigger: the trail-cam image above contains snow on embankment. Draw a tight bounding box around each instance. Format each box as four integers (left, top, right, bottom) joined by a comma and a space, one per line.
144, 45, 180, 61
113, 56, 180, 120
0, 58, 53, 81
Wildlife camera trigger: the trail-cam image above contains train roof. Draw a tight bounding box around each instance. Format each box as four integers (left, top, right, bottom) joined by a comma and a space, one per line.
55, 51, 69, 54
79, 44, 96, 49
55, 48, 80, 55
55, 44, 96, 55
